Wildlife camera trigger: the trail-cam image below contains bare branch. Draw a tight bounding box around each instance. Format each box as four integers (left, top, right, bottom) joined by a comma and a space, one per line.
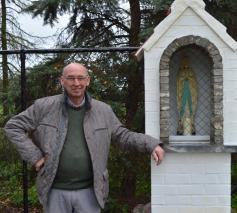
10, 0, 28, 10
8, 61, 20, 73
6, 6, 21, 13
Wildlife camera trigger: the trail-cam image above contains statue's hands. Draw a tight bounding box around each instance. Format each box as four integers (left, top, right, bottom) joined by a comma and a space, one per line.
152, 145, 165, 165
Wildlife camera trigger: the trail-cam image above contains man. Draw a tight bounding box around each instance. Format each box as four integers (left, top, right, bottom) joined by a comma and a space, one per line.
4, 63, 164, 213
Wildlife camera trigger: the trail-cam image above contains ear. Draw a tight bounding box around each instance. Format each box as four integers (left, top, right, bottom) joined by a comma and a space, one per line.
59, 76, 64, 87
86, 76, 91, 87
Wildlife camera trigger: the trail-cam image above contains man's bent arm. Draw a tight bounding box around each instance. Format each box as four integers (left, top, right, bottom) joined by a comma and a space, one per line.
4, 104, 43, 166
109, 106, 162, 154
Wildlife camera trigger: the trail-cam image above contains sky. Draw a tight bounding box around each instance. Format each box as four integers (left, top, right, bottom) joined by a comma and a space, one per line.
18, 13, 69, 48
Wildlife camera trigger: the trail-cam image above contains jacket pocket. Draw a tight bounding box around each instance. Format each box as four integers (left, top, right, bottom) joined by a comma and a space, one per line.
94, 127, 110, 156
94, 127, 109, 141
38, 122, 57, 128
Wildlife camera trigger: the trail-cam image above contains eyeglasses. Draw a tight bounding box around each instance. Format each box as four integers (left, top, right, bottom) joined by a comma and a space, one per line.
63, 75, 88, 82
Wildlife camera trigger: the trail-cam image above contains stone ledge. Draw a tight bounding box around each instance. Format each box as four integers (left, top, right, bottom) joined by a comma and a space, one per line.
164, 143, 237, 153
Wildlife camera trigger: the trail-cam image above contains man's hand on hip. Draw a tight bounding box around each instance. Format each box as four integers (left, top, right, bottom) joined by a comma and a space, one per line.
34, 157, 45, 171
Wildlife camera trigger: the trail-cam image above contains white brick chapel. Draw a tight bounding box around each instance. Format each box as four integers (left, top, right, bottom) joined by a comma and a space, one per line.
136, 0, 237, 212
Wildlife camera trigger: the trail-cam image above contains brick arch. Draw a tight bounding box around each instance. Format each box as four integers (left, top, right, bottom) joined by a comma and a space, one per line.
159, 35, 223, 144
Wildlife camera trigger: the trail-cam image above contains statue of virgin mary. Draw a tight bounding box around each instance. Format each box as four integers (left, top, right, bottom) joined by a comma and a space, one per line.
176, 56, 198, 135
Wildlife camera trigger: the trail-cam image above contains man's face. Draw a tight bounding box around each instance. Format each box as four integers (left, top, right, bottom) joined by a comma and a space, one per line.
60, 64, 90, 100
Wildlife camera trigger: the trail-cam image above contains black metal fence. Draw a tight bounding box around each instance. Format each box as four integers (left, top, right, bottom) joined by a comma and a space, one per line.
0, 47, 138, 213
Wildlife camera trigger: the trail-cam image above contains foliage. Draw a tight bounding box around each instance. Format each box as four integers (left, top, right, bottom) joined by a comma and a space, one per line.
0, 0, 49, 118
152, 0, 173, 10
23, 0, 170, 48
0, 128, 41, 209
0, 128, 19, 161
0, 161, 40, 208
204, 0, 237, 40
24, 59, 63, 106
232, 159, 237, 211
103, 197, 129, 213
232, 195, 237, 211
105, 146, 151, 212
232, 160, 237, 183
0, 57, 63, 117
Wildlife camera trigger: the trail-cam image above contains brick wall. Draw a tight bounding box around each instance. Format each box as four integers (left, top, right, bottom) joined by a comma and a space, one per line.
151, 153, 231, 213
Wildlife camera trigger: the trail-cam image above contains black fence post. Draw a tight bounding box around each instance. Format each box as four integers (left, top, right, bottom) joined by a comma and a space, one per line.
20, 49, 28, 213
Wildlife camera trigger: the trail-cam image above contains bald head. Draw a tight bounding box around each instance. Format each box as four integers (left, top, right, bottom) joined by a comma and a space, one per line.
63, 63, 88, 76
60, 63, 90, 105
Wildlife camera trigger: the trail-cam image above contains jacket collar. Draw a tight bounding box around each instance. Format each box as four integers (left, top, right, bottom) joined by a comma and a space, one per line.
84, 92, 92, 110
63, 91, 92, 111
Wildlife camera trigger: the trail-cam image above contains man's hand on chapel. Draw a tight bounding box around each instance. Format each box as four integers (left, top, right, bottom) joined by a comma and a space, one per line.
152, 145, 165, 165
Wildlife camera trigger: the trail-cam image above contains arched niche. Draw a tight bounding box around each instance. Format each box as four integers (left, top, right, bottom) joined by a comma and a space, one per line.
159, 35, 223, 144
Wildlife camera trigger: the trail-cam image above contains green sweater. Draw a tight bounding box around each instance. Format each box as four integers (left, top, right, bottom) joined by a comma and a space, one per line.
52, 105, 93, 190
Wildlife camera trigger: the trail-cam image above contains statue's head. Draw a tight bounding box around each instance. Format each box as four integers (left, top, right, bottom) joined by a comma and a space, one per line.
180, 56, 191, 72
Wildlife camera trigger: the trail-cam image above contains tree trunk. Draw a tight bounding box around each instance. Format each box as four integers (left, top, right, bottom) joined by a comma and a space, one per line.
125, 0, 142, 128
1, 0, 9, 115
119, 0, 144, 207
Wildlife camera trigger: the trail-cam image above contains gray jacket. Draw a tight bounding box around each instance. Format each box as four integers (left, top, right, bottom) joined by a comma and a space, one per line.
4, 93, 160, 209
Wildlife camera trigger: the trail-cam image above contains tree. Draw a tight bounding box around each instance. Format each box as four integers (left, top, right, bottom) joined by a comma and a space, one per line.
1, 0, 9, 115
205, 0, 237, 39
0, 0, 47, 119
